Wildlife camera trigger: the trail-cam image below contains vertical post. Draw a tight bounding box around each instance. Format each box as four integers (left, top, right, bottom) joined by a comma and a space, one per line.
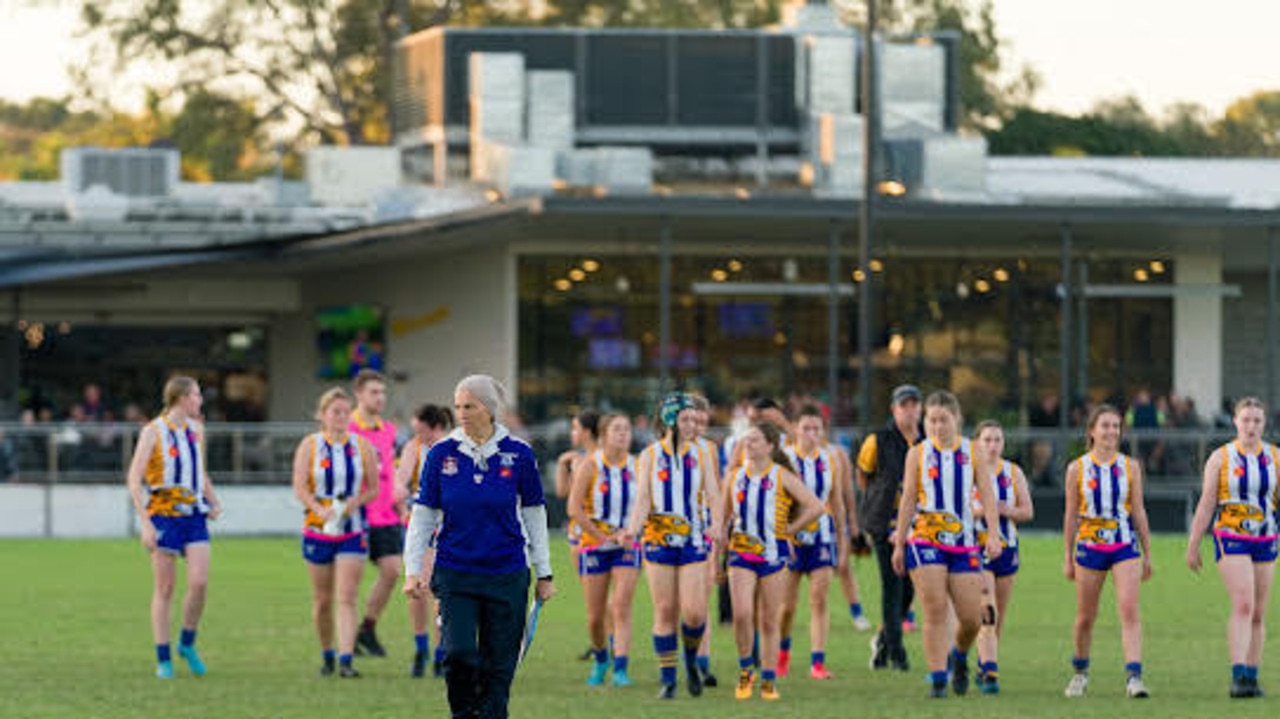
1077, 260, 1089, 400
827, 221, 841, 416
1059, 224, 1073, 429
858, 0, 878, 431
659, 220, 673, 393
5, 291, 18, 420
1269, 226, 1279, 414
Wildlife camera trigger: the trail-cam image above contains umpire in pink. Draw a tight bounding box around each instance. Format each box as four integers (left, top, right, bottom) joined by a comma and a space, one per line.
349, 369, 402, 657
403, 374, 555, 719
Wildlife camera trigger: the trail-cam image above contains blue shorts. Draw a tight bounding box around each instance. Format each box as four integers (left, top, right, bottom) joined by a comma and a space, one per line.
788, 541, 837, 574
1214, 535, 1279, 563
729, 543, 789, 578
302, 533, 368, 565
151, 514, 209, 555
905, 543, 983, 574
1074, 542, 1140, 572
577, 545, 641, 576
643, 542, 708, 567
983, 545, 1020, 578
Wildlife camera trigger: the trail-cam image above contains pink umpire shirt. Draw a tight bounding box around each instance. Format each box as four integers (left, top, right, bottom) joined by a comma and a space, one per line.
350, 410, 399, 528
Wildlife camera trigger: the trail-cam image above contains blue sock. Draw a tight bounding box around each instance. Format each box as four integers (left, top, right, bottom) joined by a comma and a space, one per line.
156, 644, 171, 663
1072, 656, 1089, 673
1246, 665, 1259, 680
761, 669, 776, 683
982, 661, 998, 676
614, 655, 629, 673
930, 670, 948, 687
414, 633, 429, 654
680, 623, 705, 662
739, 656, 754, 671
592, 647, 608, 664
850, 602, 864, 618
811, 651, 825, 666
434, 645, 446, 662
780, 636, 792, 652
322, 649, 336, 663
952, 648, 968, 666
339, 653, 353, 667
1233, 664, 1248, 681
905, 609, 917, 623
1125, 661, 1142, 678
696, 655, 710, 673
655, 633, 678, 684
179, 628, 196, 648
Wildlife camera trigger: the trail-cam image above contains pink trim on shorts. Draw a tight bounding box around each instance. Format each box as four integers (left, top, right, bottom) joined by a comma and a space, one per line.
1080, 541, 1128, 552
1213, 529, 1279, 543
907, 539, 979, 554
303, 529, 363, 542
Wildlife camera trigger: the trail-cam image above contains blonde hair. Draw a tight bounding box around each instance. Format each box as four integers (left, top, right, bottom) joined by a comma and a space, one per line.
315, 387, 353, 419
1084, 404, 1123, 449
1235, 396, 1266, 417
163, 376, 199, 410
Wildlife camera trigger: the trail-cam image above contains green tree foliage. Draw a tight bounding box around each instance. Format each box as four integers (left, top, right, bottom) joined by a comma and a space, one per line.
0, 92, 268, 181
986, 93, 1280, 158
1214, 91, 1280, 157
865, 0, 1039, 130
77, 0, 455, 145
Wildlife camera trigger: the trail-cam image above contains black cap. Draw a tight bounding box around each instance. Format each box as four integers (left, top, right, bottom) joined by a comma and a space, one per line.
891, 384, 921, 405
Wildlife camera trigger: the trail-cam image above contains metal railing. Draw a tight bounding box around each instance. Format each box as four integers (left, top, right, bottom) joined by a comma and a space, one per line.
0, 421, 1240, 488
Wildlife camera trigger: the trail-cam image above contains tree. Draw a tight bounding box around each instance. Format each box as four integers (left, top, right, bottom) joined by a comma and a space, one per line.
1214, 91, 1280, 157
836, 0, 1039, 130
76, 0, 456, 146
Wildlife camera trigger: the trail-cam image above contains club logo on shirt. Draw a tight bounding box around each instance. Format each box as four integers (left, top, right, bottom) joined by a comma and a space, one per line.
499, 452, 516, 467
956, 451, 967, 465
499, 467, 512, 479
442, 457, 458, 476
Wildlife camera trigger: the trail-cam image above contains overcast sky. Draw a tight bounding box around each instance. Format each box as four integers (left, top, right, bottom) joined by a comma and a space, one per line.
1, 0, 1277, 117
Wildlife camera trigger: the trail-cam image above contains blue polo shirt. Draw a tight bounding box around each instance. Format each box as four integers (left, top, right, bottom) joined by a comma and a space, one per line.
416, 430, 545, 574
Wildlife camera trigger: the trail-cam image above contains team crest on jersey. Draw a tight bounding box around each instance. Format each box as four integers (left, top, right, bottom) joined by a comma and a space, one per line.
998, 474, 1011, 489
499, 452, 516, 467
442, 457, 458, 476
956, 451, 967, 465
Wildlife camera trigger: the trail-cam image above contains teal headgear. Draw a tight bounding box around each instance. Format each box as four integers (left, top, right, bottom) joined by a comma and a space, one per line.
658, 392, 696, 428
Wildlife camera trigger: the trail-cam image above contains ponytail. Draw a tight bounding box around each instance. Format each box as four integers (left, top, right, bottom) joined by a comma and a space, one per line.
756, 421, 796, 474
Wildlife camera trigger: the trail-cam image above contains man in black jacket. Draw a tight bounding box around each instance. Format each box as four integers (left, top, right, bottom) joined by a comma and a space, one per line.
856, 384, 923, 671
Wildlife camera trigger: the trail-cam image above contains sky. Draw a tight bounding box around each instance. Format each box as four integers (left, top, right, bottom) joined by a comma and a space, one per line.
1, 0, 1278, 117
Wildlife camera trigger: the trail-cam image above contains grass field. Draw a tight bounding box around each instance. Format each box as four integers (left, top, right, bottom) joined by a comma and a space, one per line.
2, 534, 1278, 718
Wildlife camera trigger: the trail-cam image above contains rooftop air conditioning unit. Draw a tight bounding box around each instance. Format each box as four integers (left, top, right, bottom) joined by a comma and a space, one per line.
61, 146, 180, 198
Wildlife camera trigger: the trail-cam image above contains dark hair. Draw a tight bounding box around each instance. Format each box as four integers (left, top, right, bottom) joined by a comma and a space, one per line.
414, 403, 454, 430
753, 397, 782, 412
755, 422, 796, 475
353, 369, 386, 391
575, 409, 602, 440
1084, 403, 1123, 449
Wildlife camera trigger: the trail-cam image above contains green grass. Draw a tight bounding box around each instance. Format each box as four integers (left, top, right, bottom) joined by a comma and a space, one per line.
1, 534, 1277, 718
